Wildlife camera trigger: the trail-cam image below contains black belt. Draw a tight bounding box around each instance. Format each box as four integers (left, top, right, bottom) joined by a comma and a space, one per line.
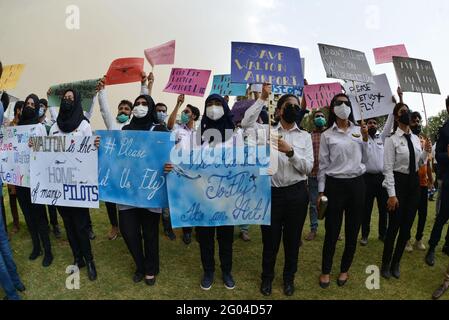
272, 181, 305, 192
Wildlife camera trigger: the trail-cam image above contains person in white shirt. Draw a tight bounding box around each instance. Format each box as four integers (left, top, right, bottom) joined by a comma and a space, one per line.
381, 102, 432, 279
15, 94, 54, 268
241, 84, 314, 297
49, 89, 97, 281
318, 93, 369, 289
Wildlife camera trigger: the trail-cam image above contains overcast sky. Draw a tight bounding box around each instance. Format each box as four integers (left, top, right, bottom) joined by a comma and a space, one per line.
1, 0, 448, 128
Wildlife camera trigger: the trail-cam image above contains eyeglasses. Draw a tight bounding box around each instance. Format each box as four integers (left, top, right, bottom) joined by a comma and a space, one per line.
334, 100, 351, 107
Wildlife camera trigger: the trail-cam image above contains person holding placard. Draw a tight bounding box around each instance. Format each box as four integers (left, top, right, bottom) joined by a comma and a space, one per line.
16, 94, 54, 267
49, 89, 97, 281
116, 94, 168, 286
241, 84, 313, 296
317, 94, 369, 288
381, 103, 432, 279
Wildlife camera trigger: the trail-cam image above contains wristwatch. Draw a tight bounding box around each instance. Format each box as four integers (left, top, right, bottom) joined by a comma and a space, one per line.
286, 148, 294, 158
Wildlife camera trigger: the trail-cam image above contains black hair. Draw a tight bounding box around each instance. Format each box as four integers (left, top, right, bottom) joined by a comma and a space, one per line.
118, 100, 133, 109
327, 93, 355, 129
14, 101, 24, 116
411, 111, 422, 121
186, 104, 200, 121
446, 96, 449, 109
155, 103, 168, 112
0, 61, 2, 78
1, 92, 10, 109
39, 98, 48, 107
392, 102, 410, 134
276, 94, 300, 109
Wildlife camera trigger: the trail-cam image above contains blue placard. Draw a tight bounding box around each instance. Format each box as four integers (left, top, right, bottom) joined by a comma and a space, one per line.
97, 130, 174, 208
167, 146, 271, 228
231, 42, 304, 87
210, 74, 247, 96
272, 85, 303, 97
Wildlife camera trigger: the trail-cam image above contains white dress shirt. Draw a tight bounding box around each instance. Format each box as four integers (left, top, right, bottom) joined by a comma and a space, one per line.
318, 122, 368, 193
365, 113, 394, 174
382, 127, 428, 197
241, 98, 314, 188
49, 120, 92, 136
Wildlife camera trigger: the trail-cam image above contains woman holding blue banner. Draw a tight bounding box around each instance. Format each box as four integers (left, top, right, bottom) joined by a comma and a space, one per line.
49, 89, 97, 281
16, 94, 54, 268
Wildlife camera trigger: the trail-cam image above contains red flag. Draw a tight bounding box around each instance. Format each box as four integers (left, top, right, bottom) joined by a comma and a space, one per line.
105, 58, 144, 85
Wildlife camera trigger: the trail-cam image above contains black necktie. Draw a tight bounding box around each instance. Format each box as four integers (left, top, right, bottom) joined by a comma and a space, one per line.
404, 134, 416, 174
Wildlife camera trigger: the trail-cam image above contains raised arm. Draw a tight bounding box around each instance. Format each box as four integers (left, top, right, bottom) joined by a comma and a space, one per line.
83, 93, 97, 121
97, 77, 116, 130
241, 83, 270, 129
380, 112, 395, 143
167, 94, 185, 131
140, 71, 149, 95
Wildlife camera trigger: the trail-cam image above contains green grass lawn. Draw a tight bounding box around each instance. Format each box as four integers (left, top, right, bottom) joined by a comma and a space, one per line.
2, 196, 448, 300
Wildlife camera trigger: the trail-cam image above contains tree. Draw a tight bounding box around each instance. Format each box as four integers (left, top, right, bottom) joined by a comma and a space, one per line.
425, 111, 449, 142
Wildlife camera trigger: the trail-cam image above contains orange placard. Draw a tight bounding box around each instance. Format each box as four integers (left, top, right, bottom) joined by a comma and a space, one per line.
105, 58, 144, 85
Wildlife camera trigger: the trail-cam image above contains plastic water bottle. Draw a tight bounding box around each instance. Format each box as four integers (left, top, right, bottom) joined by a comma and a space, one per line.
318, 196, 328, 220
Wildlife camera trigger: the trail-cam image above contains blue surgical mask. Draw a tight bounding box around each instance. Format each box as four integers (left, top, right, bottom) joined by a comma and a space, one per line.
157, 111, 167, 123
314, 117, 326, 128
39, 108, 45, 118
180, 112, 190, 124
116, 114, 129, 123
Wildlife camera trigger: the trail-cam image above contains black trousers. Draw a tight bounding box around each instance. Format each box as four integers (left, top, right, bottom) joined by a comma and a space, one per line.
361, 173, 388, 239
415, 186, 429, 242
429, 180, 449, 249
261, 181, 308, 283
58, 206, 93, 262
322, 176, 366, 275
119, 208, 160, 276
161, 209, 192, 235
16, 187, 52, 254
45, 205, 59, 227
382, 172, 420, 267
105, 202, 118, 227
197, 226, 234, 275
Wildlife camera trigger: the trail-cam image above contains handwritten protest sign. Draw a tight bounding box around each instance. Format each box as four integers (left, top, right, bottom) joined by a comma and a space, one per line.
47, 78, 100, 112
105, 58, 144, 85
231, 42, 303, 87
303, 83, 342, 109
0, 64, 25, 90
167, 146, 271, 228
393, 57, 440, 94
272, 85, 303, 97
97, 130, 173, 208
163, 68, 211, 97
30, 136, 99, 208
0, 124, 41, 187
318, 44, 374, 83
210, 75, 247, 96
373, 44, 408, 64
144, 40, 176, 67
343, 74, 395, 121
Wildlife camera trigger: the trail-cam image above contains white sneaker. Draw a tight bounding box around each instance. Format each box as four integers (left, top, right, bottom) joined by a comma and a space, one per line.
405, 241, 414, 253
414, 240, 426, 251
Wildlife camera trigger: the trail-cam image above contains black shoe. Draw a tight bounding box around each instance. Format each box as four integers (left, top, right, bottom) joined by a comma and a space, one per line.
164, 229, 176, 241
391, 264, 400, 279
319, 276, 330, 289
260, 279, 272, 296
144, 276, 156, 286
200, 273, 214, 291
283, 282, 295, 296
53, 225, 62, 239
381, 264, 391, 279
442, 245, 449, 257
88, 230, 96, 241
133, 272, 144, 283
223, 273, 235, 290
360, 238, 368, 246
74, 258, 86, 269
87, 261, 97, 281
29, 250, 42, 261
426, 249, 436, 266
337, 278, 348, 287
182, 232, 192, 245
15, 283, 26, 292
42, 253, 53, 267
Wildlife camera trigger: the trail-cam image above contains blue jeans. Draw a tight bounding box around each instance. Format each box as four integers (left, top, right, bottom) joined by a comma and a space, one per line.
308, 177, 319, 232
0, 208, 23, 300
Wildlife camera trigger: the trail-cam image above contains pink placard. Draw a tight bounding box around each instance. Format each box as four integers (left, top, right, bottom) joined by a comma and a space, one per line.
303, 83, 342, 109
144, 40, 176, 67
163, 68, 211, 97
373, 45, 408, 64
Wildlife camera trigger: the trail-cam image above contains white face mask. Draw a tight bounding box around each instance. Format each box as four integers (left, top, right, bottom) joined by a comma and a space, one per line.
206, 105, 224, 121
334, 104, 352, 120
132, 105, 148, 119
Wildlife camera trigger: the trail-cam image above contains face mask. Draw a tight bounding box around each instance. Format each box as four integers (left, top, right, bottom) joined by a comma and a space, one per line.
411, 125, 422, 135
334, 104, 352, 120
157, 111, 167, 123
282, 104, 298, 124
61, 99, 74, 112
22, 106, 35, 119
38, 108, 45, 118
314, 117, 326, 128
368, 128, 377, 137
206, 105, 224, 121
132, 105, 148, 119
180, 112, 190, 124
116, 114, 129, 123
398, 111, 411, 125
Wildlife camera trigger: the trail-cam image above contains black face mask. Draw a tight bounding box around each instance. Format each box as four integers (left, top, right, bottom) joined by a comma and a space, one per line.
282, 105, 298, 124
368, 128, 377, 137
398, 111, 411, 126
411, 125, 422, 135
61, 99, 74, 112
22, 106, 36, 119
